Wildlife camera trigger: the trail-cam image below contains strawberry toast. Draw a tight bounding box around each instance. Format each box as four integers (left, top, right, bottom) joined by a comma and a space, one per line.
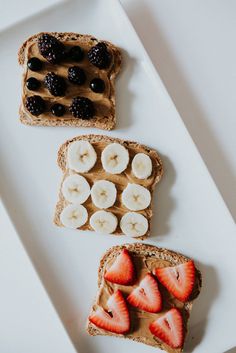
87, 243, 202, 353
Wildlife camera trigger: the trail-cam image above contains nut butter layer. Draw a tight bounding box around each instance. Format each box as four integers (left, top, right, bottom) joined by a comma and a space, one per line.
54, 135, 163, 239
18, 32, 122, 129
87, 243, 202, 353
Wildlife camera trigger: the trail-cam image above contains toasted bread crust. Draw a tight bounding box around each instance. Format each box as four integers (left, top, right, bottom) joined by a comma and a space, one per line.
54, 135, 163, 239
87, 243, 202, 353
18, 32, 122, 130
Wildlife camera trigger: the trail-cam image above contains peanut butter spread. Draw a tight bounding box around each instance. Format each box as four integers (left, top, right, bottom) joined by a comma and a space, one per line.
22, 39, 116, 122
56, 139, 163, 236
94, 255, 187, 353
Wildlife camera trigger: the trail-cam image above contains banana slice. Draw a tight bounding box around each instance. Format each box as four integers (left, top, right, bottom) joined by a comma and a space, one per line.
60, 204, 88, 229
90, 210, 118, 234
101, 143, 129, 174
122, 183, 151, 211
120, 212, 148, 237
91, 180, 117, 209
62, 174, 90, 204
132, 153, 152, 179
67, 140, 97, 173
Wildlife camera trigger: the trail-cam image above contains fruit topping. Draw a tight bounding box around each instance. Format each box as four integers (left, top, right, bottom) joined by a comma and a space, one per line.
101, 143, 129, 174
27, 57, 42, 71
26, 77, 40, 91
89, 290, 130, 334
68, 46, 84, 62
120, 212, 148, 238
88, 42, 111, 69
127, 273, 162, 313
132, 153, 152, 179
25, 95, 45, 116
104, 249, 135, 285
90, 210, 118, 234
149, 308, 184, 348
44, 72, 66, 96
154, 260, 195, 302
69, 96, 94, 119
38, 33, 65, 64
90, 78, 105, 93
68, 66, 86, 85
60, 204, 88, 229
91, 180, 117, 209
67, 140, 97, 173
51, 103, 65, 117
122, 183, 151, 211
62, 174, 90, 204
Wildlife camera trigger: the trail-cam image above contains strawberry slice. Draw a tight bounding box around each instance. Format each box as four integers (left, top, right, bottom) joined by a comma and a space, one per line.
127, 273, 162, 313
104, 249, 135, 285
149, 308, 184, 348
89, 290, 130, 334
154, 260, 195, 302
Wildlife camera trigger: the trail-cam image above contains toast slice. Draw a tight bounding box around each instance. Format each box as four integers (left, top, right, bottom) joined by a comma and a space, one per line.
18, 32, 121, 129
54, 135, 163, 239
87, 243, 202, 353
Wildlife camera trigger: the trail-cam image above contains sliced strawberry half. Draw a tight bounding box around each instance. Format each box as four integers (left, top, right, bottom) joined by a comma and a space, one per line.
104, 249, 135, 285
154, 260, 195, 302
149, 308, 184, 348
89, 290, 130, 334
127, 273, 162, 313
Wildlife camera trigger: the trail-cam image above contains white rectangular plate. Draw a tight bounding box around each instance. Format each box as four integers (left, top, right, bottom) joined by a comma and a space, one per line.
0, 0, 235, 352
0, 201, 77, 353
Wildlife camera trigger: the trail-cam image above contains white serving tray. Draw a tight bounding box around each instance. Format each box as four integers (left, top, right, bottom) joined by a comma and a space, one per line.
0, 201, 77, 353
0, 0, 235, 352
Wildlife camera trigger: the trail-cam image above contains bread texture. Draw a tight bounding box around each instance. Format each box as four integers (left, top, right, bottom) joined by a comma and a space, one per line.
87, 243, 202, 353
18, 32, 122, 129
54, 134, 163, 239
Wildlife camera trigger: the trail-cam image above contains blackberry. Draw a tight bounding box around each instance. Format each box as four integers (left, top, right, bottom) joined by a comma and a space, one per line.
68, 66, 86, 85
27, 57, 42, 71
44, 72, 66, 96
88, 42, 111, 69
68, 46, 84, 62
51, 103, 65, 117
69, 97, 95, 119
38, 34, 65, 64
90, 78, 105, 93
26, 77, 41, 91
25, 95, 45, 116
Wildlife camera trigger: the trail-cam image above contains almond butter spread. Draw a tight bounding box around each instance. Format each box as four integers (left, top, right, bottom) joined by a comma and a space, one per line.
22, 39, 116, 122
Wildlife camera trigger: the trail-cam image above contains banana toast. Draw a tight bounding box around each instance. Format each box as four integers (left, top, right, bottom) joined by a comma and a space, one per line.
54, 135, 163, 239
87, 243, 202, 353
18, 32, 121, 130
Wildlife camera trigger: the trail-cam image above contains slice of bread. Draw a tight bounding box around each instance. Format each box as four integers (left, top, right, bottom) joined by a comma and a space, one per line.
54, 134, 163, 239
87, 243, 202, 353
18, 32, 122, 130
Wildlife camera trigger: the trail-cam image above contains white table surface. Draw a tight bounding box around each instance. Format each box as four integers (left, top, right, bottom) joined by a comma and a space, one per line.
121, 0, 236, 222
0, 1, 235, 352
0, 201, 77, 353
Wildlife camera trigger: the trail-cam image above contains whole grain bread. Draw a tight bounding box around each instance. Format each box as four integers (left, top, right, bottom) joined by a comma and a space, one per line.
54, 134, 163, 239
87, 243, 202, 353
18, 32, 122, 129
